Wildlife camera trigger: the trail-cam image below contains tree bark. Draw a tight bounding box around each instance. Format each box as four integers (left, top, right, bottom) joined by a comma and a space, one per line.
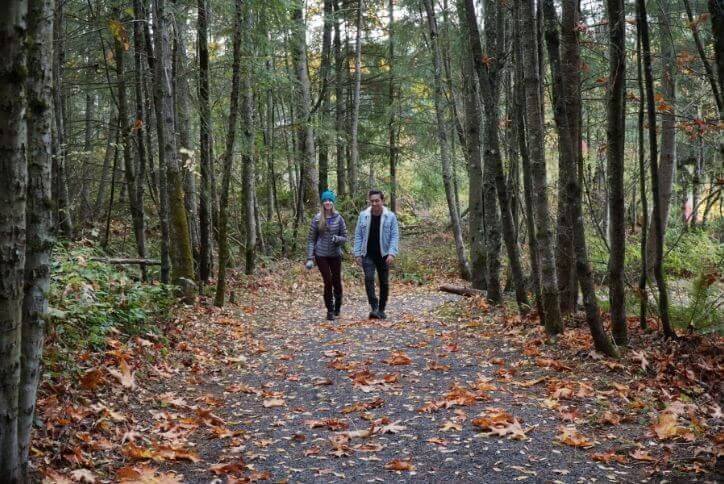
423, 0, 472, 282
388, 0, 398, 213
94, 112, 118, 219
173, 5, 201, 270
152, 0, 195, 284
215, 0, 243, 307
683, 0, 721, 113
241, 3, 256, 274
456, 0, 486, 290
636, 19, 648, 330
463, 0, 529, 309
542, 0, 575, 316
645, 4, 677, 273
349, 0, 362, 198
637, 0, 673, 338
334, 0, 347, 198
318, 0, 333, 194
290, 1, 319, 214
197, 0, 212, 284
605, 0, 627, 345
52, 1, 73, 238
132, 0, 149, 281
114, 10, 147, 282
0, 1, 27, 478
519, 0, 563, 336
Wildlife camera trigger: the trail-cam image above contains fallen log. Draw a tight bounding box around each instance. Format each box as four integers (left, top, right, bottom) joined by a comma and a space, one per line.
90, 257, 161, 265
438, 284, 486, 297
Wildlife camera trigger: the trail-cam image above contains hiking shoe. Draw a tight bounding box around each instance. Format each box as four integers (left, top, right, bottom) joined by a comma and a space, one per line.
334, 308, 341, 317
327, 311, 335, 321
369, 310, 380, 319
377, 310, 387, 320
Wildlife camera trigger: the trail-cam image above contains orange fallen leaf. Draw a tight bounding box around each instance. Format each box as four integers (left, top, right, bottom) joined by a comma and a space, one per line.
384, 351, 412, 365
556, 426, 594, 448
384, 459, 415, 471
262, 398, 285, 408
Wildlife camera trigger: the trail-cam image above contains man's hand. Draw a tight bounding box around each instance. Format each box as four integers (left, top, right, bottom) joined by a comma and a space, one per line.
356, 256, 363, 267
385, 255, 395, 266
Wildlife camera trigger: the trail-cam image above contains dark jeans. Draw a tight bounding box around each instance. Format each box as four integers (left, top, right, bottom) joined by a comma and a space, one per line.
316, 256, 342, 311
362, 255, 389, 311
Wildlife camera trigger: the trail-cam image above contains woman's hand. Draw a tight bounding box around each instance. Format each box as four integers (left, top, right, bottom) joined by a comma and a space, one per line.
305, 259, 314, 270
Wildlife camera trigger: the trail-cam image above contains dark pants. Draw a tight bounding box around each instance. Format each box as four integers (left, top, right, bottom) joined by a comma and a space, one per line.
316, 256, 342, 311
362, 255, 389, 311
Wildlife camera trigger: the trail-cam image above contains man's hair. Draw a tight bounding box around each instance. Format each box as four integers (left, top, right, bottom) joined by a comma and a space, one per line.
368, 189, 384, 200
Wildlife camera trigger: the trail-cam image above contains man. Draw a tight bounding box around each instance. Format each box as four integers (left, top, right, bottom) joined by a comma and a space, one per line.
353, 190, 400, 319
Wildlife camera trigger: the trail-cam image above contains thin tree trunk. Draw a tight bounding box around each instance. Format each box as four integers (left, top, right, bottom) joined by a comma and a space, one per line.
215, 0, 243, 307
132, 0, 149, 281
291, 1, 319, 214
388, 0, 397, 213
683, 0, 721, 113
519, 0, 562, 336
114, 9, 147, 281
19, 0, 54, 475
513, 0, 542, 316
53, 1, 73, 238
349, 0, 362, 197
318, 0, 333, 194
542, 0, 575, 316
173, 6, 201, 269
645, 3, 677, 272
636, 20, 648, 330
637, 0, 673, 338
423, 0, 472, 281
605, 0, 627, 345
0, 1, 26, 476
94, 112, 118, 218
79, 92, 95, 219
463, 0, 528, 309
152, 0, 195, 283
241, 3, 256, 274
197, 0, 212, 285
334, 0, 347, 198
456, 0, 486, 290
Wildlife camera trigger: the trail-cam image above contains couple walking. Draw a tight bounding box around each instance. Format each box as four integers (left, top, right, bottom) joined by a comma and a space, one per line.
306, 189, 400, 321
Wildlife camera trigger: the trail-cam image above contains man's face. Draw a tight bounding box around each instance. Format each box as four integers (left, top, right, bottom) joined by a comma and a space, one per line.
369, 194, 383, 213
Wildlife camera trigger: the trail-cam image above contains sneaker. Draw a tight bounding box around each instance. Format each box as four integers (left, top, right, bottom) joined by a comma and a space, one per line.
334, 309, 341, 317
377, 310, 387, 319
326, 311, 335, 321
369, 309, 380, 319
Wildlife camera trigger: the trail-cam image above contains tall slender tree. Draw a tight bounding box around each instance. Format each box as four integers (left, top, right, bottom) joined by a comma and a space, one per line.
197, 0, 213, 284
349, 0, 363, 197
215, 0, 243, 307
605, 0, 627, 345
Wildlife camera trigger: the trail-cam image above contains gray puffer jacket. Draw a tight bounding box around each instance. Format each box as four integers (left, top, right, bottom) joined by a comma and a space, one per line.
307, 212, 347, 259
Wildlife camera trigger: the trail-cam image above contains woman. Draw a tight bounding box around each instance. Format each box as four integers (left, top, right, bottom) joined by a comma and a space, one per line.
306, 190, 347, 320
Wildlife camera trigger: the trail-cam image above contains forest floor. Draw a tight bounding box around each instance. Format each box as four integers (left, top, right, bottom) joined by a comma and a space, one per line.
36, 234, 722, 483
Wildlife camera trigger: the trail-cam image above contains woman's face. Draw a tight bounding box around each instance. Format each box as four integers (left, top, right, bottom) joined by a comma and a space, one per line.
323, 200, 334, 211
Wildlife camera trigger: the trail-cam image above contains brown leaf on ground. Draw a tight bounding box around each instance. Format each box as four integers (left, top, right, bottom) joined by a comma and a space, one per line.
384, 459, 415, 471
556, 426, 595, 448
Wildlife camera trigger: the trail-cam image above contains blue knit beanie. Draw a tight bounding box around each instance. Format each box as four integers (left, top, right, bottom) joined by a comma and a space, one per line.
321, 190, 336, 203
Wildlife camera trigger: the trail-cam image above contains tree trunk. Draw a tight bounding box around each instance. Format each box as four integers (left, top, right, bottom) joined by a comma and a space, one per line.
241, 3, 256, 274
215, 0, 243, 307
114, 9, 147, 282
318, 0, 333, 194
290, 1, 319, 214
636, 19, 648, 330
605, 0, 627, 345
463, 0, 528, 309
19, 0, 54, 474
52, 1, 73, 238
645, 4, 677, 273
79, 92, 95, 220
542, 0, 575, 316
197, 0, 212, 285
683, 0, 721, 113
455, 0, 486, 290
173, 6, 201, 270
152, 0, 195, 284
519, 0, 563, 336
637, 0, 673, 338
388, 0, 398, 213
132, 0, 149, 281
423, 0, 472, 282
334, 0, 347, 198
349, 0, 362, 198
0, 2, 27, 478
512, 0, 543, 316
94, 112, 118, 218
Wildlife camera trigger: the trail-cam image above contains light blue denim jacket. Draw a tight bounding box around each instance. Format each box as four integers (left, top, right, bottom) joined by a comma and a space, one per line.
353, 207, 400, 258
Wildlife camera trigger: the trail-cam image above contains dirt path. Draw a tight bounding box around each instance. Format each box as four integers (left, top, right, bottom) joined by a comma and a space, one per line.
152, 277, 659, 483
